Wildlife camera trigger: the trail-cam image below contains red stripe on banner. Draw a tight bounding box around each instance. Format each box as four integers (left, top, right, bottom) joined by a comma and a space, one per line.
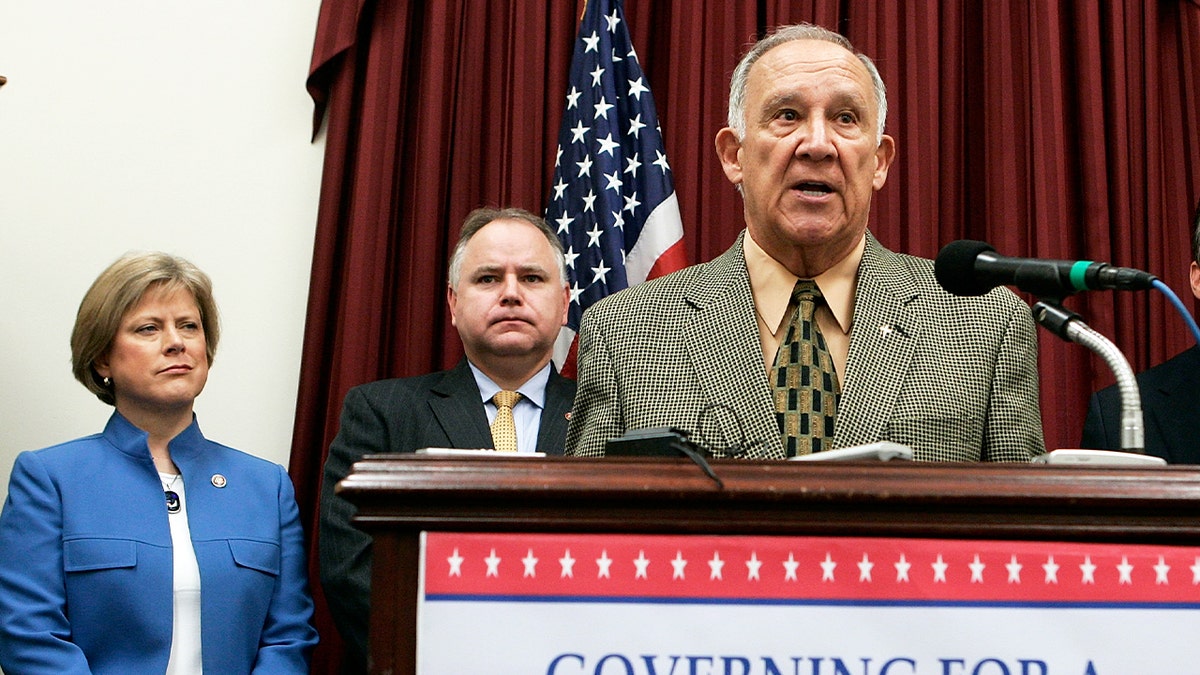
646, 239, 688, 281
423, 533, 1200, 605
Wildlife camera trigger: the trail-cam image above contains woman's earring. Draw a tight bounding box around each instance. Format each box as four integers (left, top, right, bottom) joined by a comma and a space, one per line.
103, 377, 111, 387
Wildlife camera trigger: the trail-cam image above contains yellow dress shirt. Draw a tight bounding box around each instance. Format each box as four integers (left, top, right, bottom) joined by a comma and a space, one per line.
743, 231, 863, 378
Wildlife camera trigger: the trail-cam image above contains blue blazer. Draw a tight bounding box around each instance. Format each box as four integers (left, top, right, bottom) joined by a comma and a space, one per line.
0, 412, 318, 674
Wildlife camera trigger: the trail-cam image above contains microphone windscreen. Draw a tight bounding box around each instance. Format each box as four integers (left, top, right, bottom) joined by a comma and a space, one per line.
935, 240, 996, 296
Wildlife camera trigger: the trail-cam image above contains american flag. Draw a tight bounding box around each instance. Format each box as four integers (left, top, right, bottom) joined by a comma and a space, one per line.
546, 0, 687, 376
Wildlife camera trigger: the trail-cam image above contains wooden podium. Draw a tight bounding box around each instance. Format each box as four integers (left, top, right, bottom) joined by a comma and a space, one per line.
337, 456, 1200, 674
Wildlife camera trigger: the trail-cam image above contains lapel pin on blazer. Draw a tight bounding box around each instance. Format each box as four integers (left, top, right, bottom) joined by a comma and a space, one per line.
211, 474, 227, 488
879, 323, 909, 338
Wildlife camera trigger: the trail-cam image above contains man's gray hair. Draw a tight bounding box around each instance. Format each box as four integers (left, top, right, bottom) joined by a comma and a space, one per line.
727, 23, 888, 144
447, 207, 568, 289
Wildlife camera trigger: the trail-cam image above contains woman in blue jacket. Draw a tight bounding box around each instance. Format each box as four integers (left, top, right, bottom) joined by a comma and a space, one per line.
0, 252, 318, 674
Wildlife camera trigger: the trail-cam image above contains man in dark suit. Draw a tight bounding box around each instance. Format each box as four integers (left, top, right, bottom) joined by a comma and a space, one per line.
319, 207, 575, 672
1081, 201, 1200, 461
567, 24, 1045, 461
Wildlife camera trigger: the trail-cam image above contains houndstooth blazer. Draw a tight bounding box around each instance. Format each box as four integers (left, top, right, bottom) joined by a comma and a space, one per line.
566, 231, 1046, 461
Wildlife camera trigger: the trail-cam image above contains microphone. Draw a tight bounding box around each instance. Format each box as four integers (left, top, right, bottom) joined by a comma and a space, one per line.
935, 240, 1157, 298
1030, 300, 1146, 454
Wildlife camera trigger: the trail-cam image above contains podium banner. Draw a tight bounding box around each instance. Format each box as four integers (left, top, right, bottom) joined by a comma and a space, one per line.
417, 532, 1200, 673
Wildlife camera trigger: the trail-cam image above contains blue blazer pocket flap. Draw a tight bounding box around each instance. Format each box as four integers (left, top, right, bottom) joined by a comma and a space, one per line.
63, 538, 137, 572
228, 539, 281, 576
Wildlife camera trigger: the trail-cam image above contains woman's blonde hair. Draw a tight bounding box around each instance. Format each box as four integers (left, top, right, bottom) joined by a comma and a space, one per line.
71, 252, 220, 405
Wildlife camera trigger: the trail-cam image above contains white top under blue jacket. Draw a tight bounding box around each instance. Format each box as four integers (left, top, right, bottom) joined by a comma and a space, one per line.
0, 412, 318, 674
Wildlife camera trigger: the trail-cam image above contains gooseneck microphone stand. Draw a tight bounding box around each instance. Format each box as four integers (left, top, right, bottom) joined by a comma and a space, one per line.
1031, 300, 1145, 453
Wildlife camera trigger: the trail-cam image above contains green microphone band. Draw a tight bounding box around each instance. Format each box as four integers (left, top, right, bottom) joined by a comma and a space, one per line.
1069, 260, 1093, 291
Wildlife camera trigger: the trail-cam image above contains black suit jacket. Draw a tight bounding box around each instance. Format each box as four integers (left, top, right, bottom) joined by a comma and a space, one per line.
1081, 345, 1200, 462
318, 358, 575, 672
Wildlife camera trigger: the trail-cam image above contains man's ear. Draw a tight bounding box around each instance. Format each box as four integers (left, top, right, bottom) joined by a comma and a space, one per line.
873, 134, 897, 191
560, 284, 570, 326
715, 127, 744, 187
446, 284, 459, 328
1189, 261, 1199, 301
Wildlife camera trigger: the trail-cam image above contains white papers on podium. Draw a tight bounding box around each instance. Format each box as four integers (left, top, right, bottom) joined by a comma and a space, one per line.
1032, 449, 1166, 466
788, 441, 914, 462
415, 448, 547, 457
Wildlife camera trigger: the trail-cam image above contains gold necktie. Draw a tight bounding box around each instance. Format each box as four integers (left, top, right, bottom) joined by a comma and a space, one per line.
770, 280, 840, 456
490, 390, 522, 452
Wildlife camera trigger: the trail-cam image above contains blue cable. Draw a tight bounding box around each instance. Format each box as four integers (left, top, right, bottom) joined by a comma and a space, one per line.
1153, 278, 1200, 346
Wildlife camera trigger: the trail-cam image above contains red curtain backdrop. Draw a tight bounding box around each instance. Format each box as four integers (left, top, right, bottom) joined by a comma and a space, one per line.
294, 1, 1200, 670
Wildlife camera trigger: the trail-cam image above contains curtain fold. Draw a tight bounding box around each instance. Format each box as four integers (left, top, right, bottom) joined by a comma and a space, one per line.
293, 2, 1200, 670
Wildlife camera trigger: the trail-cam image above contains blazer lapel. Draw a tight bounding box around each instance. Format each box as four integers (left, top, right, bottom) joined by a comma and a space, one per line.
835, 234, 920, 447
427, 359, 494, 449
682, 235, 785, 459
535, 369, 574, 456
1142, 346, 1200, 460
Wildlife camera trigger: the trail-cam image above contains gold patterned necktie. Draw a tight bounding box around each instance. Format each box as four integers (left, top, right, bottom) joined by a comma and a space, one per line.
770, 280, 840, 456
490, 390, 522, 452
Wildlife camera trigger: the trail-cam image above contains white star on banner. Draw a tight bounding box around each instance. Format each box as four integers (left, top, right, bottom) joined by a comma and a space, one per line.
1155, 556, 1171, 585
746, 553, 763, 581
894, 554, 912, 582
522, 549, 539, 578
969, 555, 986, 583
1006, 555, 1023, 583
559, 549, 576, 578
708, 552, 724, 580
447, 548, 464, 577
820, 553, 837, 582
1080, 556, 1097, 584
1043, 556, 1060, 584
596, 550, 613, 579
932, 555, 949, 583
1117, 556, 1134, 585
485, 549, 501, 577
671, 551, 687, 580
857, 554, 874, 582
783, 553, 800, 581
633, 550, 650, 579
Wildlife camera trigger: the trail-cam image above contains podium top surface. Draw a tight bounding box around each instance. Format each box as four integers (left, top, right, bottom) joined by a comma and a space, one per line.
337, 456, 1200, 544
